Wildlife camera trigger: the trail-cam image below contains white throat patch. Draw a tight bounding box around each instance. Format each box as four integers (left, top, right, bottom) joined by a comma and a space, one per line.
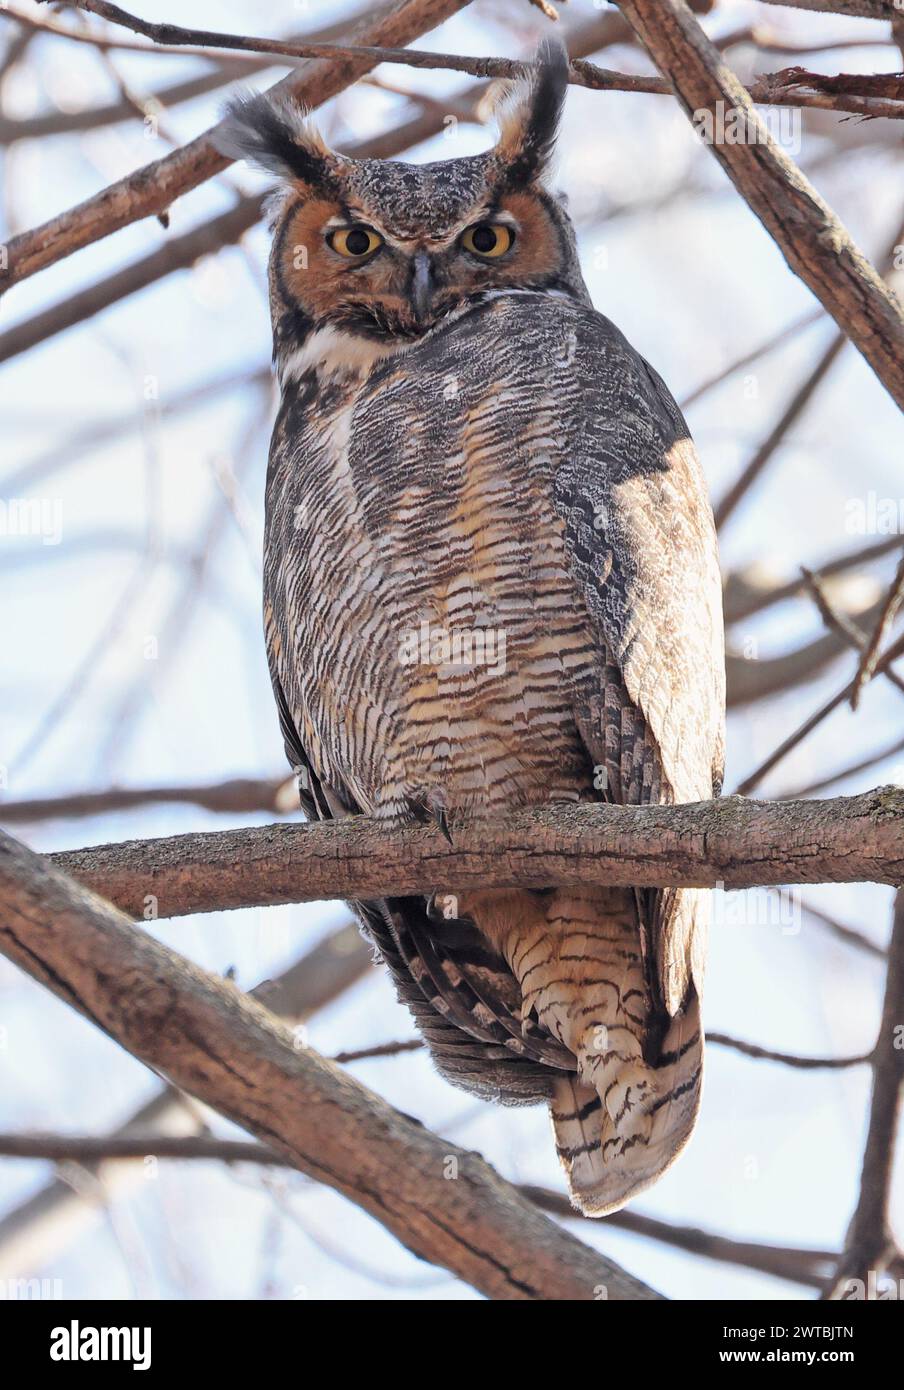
278, 326, 410, 389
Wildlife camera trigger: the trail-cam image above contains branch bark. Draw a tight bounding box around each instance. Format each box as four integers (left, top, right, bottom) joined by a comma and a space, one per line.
0, 829, 659, 1301
38, 789, 904, 921
615, 0, 904, 411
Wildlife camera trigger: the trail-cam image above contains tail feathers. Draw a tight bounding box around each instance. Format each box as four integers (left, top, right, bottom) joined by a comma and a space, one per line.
551, 994, 703, 1216
463, 883, 705, 1215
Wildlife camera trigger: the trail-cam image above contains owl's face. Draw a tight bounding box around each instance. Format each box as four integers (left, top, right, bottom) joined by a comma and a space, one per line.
218, 42, 588, 377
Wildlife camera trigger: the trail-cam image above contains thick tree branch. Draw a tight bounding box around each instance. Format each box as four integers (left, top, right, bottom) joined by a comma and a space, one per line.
0, 921, 373, 1280
0, 829, 658, 1301
38, 789, 904, 921
615, 0, 904, 411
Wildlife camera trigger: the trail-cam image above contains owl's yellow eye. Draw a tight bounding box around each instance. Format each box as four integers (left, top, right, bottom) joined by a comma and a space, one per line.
461, 223, 514, 259
327, 226, 383, 259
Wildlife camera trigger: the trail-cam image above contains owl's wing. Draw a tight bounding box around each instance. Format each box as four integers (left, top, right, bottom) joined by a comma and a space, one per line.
551, 310, 725, 1014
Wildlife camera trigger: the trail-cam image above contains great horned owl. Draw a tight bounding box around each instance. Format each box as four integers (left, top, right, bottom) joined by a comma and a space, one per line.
218, 41, 725, 1216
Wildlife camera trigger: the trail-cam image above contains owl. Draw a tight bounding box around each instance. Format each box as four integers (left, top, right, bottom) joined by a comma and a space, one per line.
217, 40, 725, 1216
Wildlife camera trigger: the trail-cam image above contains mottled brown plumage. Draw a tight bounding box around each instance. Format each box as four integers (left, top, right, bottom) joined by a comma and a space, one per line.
217, 40, 725, 1214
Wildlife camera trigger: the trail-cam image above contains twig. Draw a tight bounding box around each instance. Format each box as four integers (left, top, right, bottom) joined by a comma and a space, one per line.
801, 899, 887, 961
737, 633, 904, 794
714, 334, 846, 532
0, 195, 264, 365
824, 890, 904, 1298
0, 829, 660, 1301
331, 1039, 425, 1064
756, 0, 899, 18
707, 1032, 871, 1069
850, 552, 904, 710
0, 1129, 849, 1289
615, 0, 904, 410
801, 565, 904, 700
723, 536, 904, 626
679, 309, 822, 412
714, 207, 904, 532
0, 5, 396, 143
780, 736, 904, 802
524, 1186, 840, 1288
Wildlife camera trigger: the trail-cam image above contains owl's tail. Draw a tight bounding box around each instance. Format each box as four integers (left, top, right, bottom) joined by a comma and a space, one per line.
475, 884, 703, 1216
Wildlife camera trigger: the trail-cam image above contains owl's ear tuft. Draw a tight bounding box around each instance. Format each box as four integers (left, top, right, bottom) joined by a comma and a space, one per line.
214, 90, 336, 188
493, 38, 568, 186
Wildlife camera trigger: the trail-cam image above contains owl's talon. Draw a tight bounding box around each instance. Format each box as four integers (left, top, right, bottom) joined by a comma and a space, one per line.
433, 805, 454, 845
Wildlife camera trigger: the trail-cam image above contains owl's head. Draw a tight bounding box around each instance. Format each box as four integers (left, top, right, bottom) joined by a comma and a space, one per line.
217, 40, 588, 380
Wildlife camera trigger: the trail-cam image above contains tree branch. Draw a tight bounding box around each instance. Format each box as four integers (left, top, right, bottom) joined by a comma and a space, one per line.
0, 829, 659, 1300
0, 0, 472, 292
756, 1, 898, 17
0, 775, 295, 825
824, 889, 904, 1298
615, 0, 904, 411
0, 921, 373, 1280
850, 551, 904, 710
35, 789, 904, 922
49, 0, 904, 118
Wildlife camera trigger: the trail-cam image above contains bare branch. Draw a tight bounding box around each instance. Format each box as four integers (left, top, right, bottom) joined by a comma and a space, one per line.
780, 735, 904, 802
680, 309, 822, 413
0, 776, 296, 825
0, 4, 405, 142
0, 1129, 847, 1289
801, 899, 888, 960
0, 829, 660, 1301
37, 789, 904, 922
615, 0, 904, 410
715, 218, 904, 533
801, 565, 904, 700
0, 195, 263, 365
707, 1032, 871, 1069
756, 1, 898, 18
850, 551, 904, 709
525, 1186, 840, 1288
723, 536, 904, 626
47, 1, 904, 118
824, 890, 904, 1298
0, 0, 473, 292
714, 334, 846, 532
737, 633, 904, 794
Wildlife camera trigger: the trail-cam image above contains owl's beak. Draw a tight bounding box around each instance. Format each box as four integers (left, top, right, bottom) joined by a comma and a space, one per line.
410, 250, 434, 327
